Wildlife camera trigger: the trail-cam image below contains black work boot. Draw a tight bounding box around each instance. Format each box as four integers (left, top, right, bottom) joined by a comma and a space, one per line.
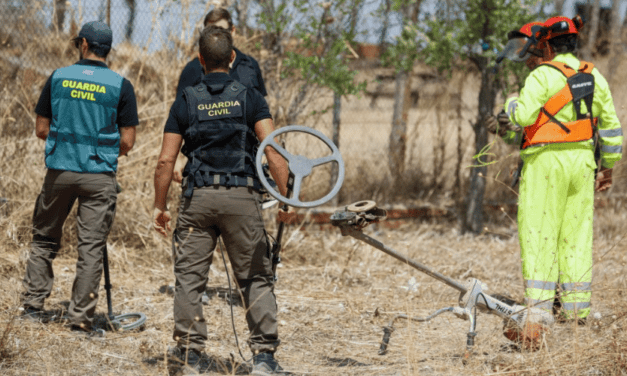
167, 346, 213, 374
252, 352, 286, 376
20, 306, 43, 323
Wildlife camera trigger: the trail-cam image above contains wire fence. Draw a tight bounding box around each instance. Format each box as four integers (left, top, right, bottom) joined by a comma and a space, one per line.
0, 0, 575, 207
4, 0, 627, 209
1, 0, 219, 74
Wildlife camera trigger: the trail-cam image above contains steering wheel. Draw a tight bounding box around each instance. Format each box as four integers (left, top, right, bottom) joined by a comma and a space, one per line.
255, 125, 345, 208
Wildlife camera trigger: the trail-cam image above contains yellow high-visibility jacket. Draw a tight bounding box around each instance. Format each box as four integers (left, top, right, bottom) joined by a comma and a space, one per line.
503, 53, 623, 168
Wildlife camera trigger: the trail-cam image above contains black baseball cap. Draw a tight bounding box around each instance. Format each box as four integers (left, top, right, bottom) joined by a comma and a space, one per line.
72, 21, 113, 48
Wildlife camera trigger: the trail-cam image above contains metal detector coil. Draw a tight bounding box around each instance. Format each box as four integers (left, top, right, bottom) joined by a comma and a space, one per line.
255, 125, 345, 208
255, 125, 345, 281
331, 201, 555, 354
102, 246, 146, 333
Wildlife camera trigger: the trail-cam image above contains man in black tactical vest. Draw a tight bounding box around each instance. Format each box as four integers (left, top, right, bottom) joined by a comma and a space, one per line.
153, 27, 289, 375
173, 7, 268, 184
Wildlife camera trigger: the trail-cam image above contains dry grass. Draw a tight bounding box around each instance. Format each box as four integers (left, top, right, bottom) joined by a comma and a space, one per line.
2, 4, 627, 375
2, 220, 627, 375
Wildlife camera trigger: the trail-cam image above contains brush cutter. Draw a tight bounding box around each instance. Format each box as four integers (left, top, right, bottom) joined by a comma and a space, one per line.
256, 125, 345, 279
329, 201, 555, 354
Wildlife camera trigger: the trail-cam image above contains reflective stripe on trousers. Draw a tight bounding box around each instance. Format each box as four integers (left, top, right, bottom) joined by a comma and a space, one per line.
518, 148, 594, 319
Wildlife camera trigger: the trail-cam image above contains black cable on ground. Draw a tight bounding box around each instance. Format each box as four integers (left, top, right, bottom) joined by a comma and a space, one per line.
218, 237, 250, 363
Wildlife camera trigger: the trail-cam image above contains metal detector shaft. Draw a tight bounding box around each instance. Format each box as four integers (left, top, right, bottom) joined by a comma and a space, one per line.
102, 245, 114, 319
272, 175, 294, 279
346, 229, 468, 294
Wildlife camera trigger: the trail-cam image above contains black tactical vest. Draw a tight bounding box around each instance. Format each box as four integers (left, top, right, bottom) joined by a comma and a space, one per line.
182, 80, 259, 197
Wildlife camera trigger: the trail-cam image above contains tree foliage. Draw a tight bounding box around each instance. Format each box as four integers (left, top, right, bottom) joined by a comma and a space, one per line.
280, 0, 368, 97
383, 0, 539, 95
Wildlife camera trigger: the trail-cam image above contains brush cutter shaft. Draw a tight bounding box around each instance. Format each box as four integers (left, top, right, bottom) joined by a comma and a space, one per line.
348, 230, 468, 293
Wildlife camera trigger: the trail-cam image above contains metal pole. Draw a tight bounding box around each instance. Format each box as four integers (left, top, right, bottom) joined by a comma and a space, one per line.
271, 175, 294, 279
347, 229, 468, 294
103, 245, 114, 319
330, 92, 341, 207
106, 0, 111, 27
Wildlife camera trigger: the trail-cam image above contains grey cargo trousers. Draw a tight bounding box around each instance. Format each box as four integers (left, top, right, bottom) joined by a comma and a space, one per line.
21, 170, 117, 328
172, 185, 280, 354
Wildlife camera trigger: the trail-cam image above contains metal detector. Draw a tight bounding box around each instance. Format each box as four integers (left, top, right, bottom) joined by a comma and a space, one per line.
255, 125, 345, 278
329, 201, 555, 354
101, 245, 146, 332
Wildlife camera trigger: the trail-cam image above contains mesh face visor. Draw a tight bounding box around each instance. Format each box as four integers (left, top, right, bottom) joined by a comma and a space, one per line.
497, 37, 532, 63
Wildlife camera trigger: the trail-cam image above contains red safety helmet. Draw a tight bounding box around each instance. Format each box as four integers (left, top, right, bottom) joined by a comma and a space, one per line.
542, 15, 584, 39
507, 21, 544, 40
497, 21, 544, 63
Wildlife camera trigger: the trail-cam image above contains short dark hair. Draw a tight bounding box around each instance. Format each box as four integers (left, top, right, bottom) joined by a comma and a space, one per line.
199, 26, 233, 71
74, 38, 110, 58
549, 34, 578, 53
88, 43, 110, 58
203, 8, 233, 29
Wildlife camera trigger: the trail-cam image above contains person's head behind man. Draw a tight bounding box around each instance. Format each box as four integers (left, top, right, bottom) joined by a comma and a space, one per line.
203, 8, 234, 34
72, 21, 113, 59
198, 26, 234, 73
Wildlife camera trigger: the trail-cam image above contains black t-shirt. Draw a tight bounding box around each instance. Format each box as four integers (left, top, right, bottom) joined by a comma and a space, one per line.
175, 48, 267, 97
35, 59, 139, 128
165, 72, 271, 139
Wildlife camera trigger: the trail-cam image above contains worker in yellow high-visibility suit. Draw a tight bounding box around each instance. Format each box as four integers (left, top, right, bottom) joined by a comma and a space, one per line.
499, 16, 622, 323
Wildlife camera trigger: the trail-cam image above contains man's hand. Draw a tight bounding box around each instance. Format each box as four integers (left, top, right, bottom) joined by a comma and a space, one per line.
173, 155, 188, 184
153, 207, 172, 237
277, 208, 291, 223
486, 111, 517, 137
485, 116, 502, 135
595, 166, 613, 192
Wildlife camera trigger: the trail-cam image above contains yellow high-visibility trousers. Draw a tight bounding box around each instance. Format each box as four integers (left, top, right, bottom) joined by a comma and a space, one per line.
518, 145, 595, 319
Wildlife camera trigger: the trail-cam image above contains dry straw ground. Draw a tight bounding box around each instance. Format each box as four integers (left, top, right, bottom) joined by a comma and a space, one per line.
2, 12, 627, 376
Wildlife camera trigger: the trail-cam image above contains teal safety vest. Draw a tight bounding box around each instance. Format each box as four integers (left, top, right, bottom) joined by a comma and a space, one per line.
46, 63, 123, 173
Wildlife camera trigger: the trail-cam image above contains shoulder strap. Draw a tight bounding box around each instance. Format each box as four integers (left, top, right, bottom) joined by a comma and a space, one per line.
226, 80, 246, 98
539, 61, 577, 78
577, 61, 594, 73
183, 83, 212, 123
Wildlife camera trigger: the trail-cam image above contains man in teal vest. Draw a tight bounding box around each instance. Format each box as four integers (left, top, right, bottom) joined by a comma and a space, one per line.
20, 21, 139, 332
498, 16, 622, 323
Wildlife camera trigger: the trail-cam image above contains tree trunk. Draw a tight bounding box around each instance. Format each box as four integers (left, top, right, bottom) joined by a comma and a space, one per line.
581, 0, 601, 60
53, 0, 66, 32
607, 0, 622, 80
379, 0, 391, 56
553, 0, 564, 14
106, 0, 111, 26
330, 92, 341, 206
124, 0, 136, 41
388, 1, 419, 191
389, 70, 410, 186
237, 0, 250, 37
462, 58, 496, 234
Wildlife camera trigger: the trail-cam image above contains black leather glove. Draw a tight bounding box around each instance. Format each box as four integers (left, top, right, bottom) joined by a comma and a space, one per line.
486, 111, 519, 137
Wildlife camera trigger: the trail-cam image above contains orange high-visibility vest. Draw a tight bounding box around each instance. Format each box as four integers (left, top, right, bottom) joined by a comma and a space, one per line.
522, 61, 598, 149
